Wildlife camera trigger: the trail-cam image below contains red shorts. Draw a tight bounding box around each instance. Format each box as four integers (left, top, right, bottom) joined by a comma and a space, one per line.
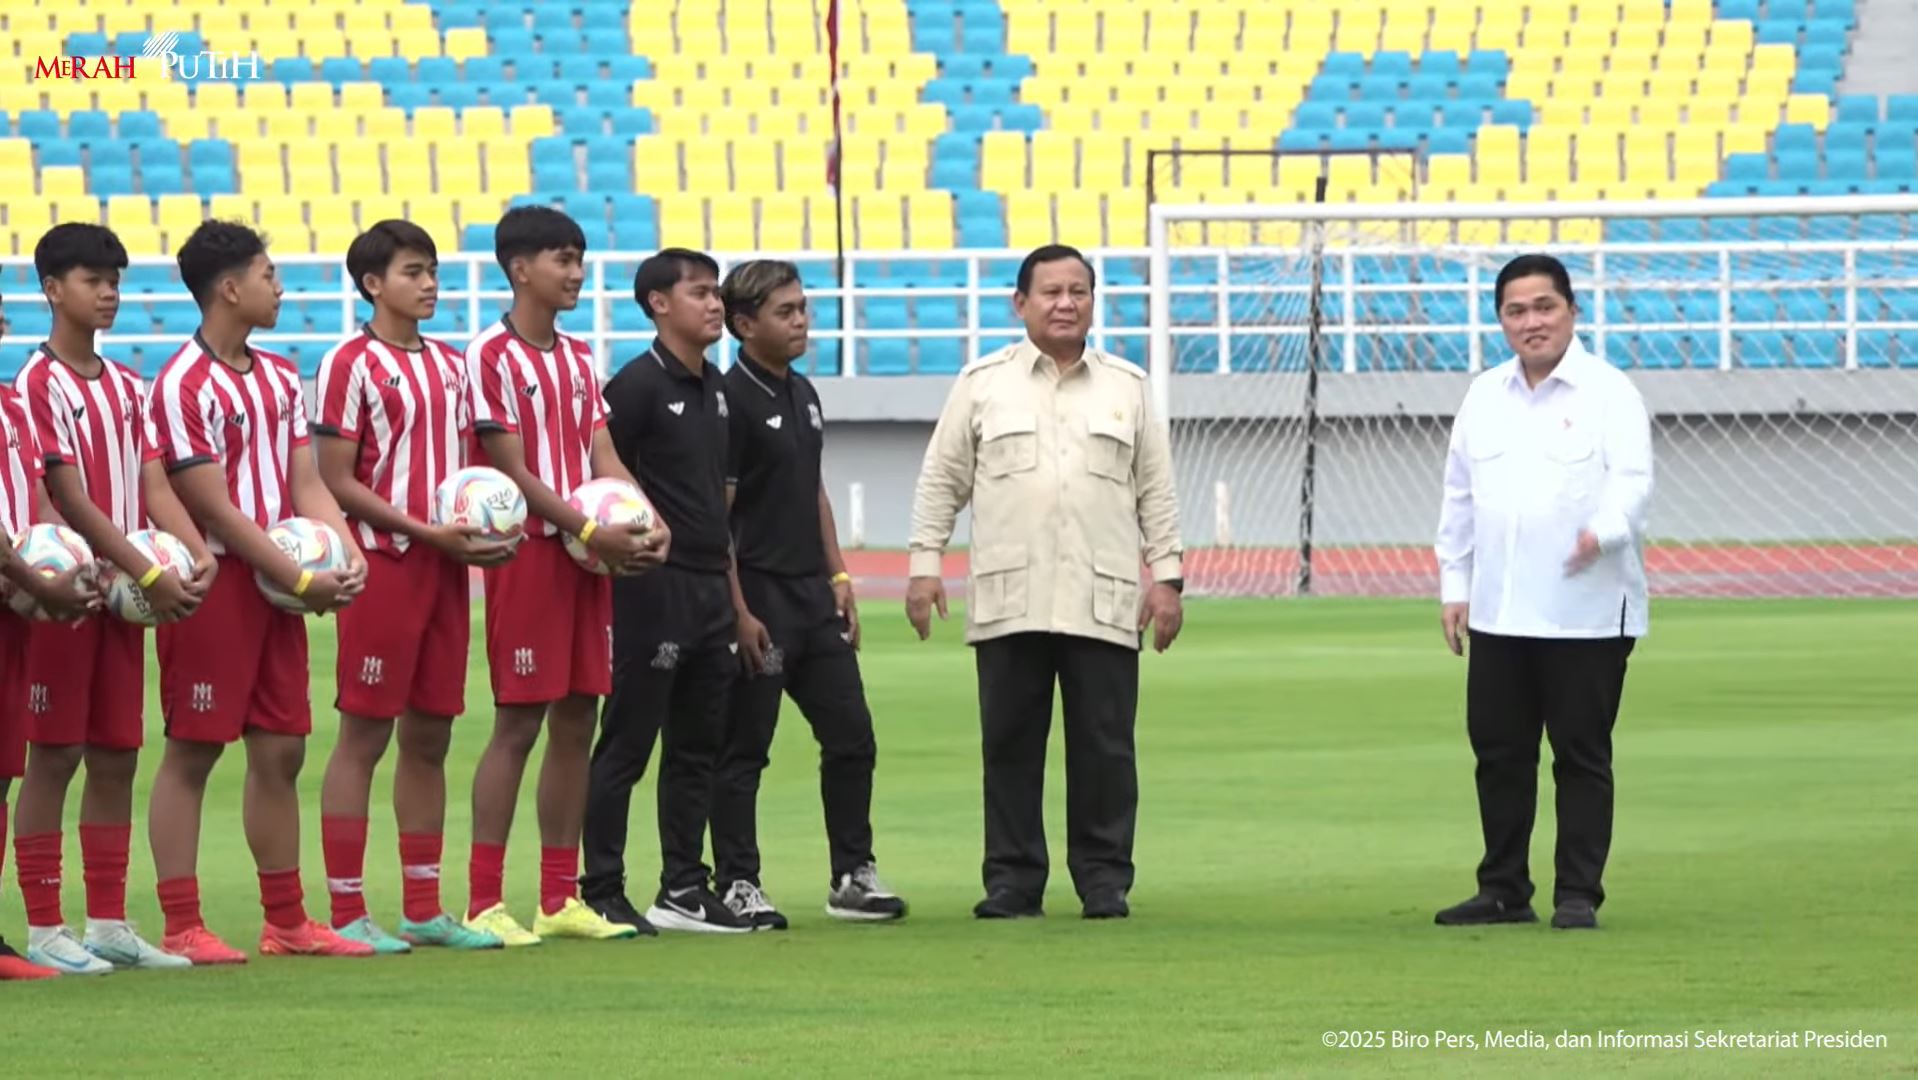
0, 610, 28, 778
334, 544, 469, 720
483, 536, 610, 705
24, 616, 145, 750
156, 555, 311, 744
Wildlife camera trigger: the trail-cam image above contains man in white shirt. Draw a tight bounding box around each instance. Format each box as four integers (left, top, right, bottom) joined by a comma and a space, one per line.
1431, 254, 1653, 932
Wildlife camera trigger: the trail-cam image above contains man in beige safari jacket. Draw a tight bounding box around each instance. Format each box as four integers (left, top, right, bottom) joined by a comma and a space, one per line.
905, 244, 1185, 921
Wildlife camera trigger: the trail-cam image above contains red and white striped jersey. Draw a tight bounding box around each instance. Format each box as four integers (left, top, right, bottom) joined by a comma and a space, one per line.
465, 317, 604, 538
149, 335, 310, 555
313, 330, 469, 554
0, 387, 43, 537
15, 347, 162, 535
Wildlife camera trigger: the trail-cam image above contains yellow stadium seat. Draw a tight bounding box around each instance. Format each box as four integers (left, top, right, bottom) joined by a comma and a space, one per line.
157, 194, 203, 238
485, 144, 529, 194
388, 143, 432, 190
313, 223, 358, 256
1784, 94, 1829, 130
461, 106, 507, 142
291, 83, 334, 113
115, 224, 165, 257
710, 196, 754, 251
207, 195, 252, 222
256, 198, 305, 238
783, 141, 827, 189
1030, 129, 1074, 191
354, 197, 409, 228
43, 166, 88, 199
1056, 194, 1104, 248
243, 84, 289, 113
685, 140, 729, 192
658, 194, 704, 250
906, 191, 953, 250
1674, 146, 1720, 184
338, 159, 384, 200
314, 112, 359, 142
804, 195, 840, 250
195, 83, 240, 112
1697, 71, 1742, 100
0, 140, 30, 179
413, 107, 458, 142
287, 143, 334, 195
758, 194, 806, 251
340, 83, 383, 115
1005, 191, 1052, 248
106, 195, 153, 231
732, 141, 777, 193
510, 106, 555, 139
1587, 100, 1635, 129
980, 131, 1026, 192
443, 27, 488, 62
51, 196, 98, 225
265, 114, 310, 142
438, 148, 483, 198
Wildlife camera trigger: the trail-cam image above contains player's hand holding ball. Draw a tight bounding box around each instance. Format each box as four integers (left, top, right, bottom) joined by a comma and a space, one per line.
565, 478, 666, 576
103, 529, 199, 625
432, 466, 525, 568
4, 524, 102, 623
257, 517, 357, 615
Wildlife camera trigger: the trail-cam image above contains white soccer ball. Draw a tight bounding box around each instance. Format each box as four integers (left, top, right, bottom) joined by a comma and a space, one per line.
4, 523, 96, 620
256, 517, 350, 614
102, 529, 196, 626
433, 465, 527, 544
562, 478, 657, 575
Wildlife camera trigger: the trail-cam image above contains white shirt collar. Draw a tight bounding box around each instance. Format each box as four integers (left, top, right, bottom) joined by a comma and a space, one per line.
1503, 335, 1594, 391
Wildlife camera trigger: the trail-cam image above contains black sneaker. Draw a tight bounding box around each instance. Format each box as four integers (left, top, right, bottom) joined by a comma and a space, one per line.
644, 885, 754, 934
1082, 890, 1129, 920
972, 889, 1043, 919
1551, 899, 1599, 930
722, 880, 790, 931
826, 863, 909, 922
588, 891, 658, 937
1434, 893, 1539, 926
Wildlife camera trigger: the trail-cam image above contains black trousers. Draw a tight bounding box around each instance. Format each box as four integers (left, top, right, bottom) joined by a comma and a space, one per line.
975, 632, 1140, 904
1466, 631, 1636, 909
582, 565, 735, 895
711, 571, 877, 889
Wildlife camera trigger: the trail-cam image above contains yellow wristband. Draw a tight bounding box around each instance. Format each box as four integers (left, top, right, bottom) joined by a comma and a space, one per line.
579, 519, 599, 543
294, 569, 314, 597
137, 564, 165, 589
830, 571, 852, 585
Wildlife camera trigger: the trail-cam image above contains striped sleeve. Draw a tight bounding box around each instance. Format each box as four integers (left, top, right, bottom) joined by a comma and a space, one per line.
285, 363, 311, 448
134, 375, 163, 464
19, 361, 77, 466
6, 393, 44, 486
467, 336, 518, 435
312, 339, 366, 439
153, 364, 216, 472
577, 340, 608, 430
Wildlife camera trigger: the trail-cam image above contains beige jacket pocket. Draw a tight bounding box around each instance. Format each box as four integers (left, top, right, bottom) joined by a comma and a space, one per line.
979, 411, 1039, 478
972, 543, 1031, 624
1090, 549, 1141, 630
1085, 414, 1135, 483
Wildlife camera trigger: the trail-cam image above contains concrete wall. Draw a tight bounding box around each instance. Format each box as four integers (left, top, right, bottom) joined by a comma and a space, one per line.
817, 370, 1918, 548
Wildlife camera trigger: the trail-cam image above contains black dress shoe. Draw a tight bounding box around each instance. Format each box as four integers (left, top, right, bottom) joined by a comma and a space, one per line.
1434, 893, 1539, 926
1081, 892, 1129, 920
1550, 899, 1598, 929
973, 890, 1043, 919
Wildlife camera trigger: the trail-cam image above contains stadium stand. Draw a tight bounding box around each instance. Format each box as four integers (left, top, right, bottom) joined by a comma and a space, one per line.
0, 0, 1913, 376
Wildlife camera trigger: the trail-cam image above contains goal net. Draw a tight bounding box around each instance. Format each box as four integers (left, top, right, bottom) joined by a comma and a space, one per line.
1145, 192, 1918, 600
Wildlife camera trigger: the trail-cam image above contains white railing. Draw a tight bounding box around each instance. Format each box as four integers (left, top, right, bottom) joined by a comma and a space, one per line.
0, 225, 1915, 380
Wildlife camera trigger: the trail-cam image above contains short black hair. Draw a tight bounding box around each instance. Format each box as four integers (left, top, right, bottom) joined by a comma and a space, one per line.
719, 259, 801, 339
34, 223, 129, 284
177, 219, 269, 307
1493, 253, 1577, 311
493, 205, 586, 274
346, 219, 438, 304
633, 247, 720, 322
1016, 244, 1096, 294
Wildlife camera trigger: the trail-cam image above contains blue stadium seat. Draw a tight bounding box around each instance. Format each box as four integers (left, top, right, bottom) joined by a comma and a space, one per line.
584, 29, 628, 55
1464, 50, 1509, 78
1321, 52, 1366, 78
18, 110, 59, 141
541, 31, 588, 55
463, 57, 508, 84
66, 32, 110, 56
39, 138, 82, 167
491, 28, 537, 54
387, 84, 433, 111
437, 84, 484, 109
607, 56, 651, 82
416, 57, 458, 84
1405, 74, 1450, 101
1426, 129, 1471, 155
320, 57, 363, 85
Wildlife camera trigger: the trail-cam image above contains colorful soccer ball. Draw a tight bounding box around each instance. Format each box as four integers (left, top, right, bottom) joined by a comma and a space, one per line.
101, 529, 196, 626
433, 465, 527, 544
4, 523, 96, 619
256, 517, 350, 614
562, 478, 657, 575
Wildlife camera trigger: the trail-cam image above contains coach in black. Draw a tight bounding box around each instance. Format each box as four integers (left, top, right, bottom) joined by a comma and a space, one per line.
709, 260, 909, 930
582, 248, 752, 935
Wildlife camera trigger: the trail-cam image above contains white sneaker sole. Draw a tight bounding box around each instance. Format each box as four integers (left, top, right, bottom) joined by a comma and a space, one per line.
643, 905, 753, 934
826, 903, 907, 922
90, 947, 193, 970
29, 951, 115, 976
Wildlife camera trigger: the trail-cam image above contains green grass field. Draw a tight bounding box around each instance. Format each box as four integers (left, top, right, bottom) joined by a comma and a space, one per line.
4, 598, 1916, 1077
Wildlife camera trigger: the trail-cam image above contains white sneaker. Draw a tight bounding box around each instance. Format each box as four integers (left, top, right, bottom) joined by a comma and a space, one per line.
721, 880, 790, 931
27, 925, 115, 976
84, 919, 193, 970
826, 864, 910, 922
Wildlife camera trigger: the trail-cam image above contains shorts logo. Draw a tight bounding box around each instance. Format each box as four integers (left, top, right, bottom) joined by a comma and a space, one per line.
760, 646, 784, 677
360, 656, 384, 685
191, 682, 215, 713
766, 415, 783, 430
513, 647, 536, 677
651, 641, 680, 671
27, 684, 48, 714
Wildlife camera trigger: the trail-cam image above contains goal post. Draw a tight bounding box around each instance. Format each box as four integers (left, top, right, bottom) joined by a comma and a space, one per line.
1145, 194, 1918, 600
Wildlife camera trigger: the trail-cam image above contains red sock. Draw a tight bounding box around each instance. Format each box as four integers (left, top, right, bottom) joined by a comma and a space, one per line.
321, 815, 369, 929
15, 831, 63, 929
79, 823, 131, 922
258, 868, 306, 931
539, 846, 576, 916
467, 841, 506, 919
399, 832, 442, 923
157, 876, 202, 937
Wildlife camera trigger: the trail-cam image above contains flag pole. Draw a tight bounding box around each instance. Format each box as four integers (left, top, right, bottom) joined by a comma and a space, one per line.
828, 0, 847, 300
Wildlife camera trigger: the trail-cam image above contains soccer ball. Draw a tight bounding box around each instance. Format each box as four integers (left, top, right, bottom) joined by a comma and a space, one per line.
256, 517, 350, 613
4, 523, 96, 619
562, 478, 656, 574
101, 529, 196, 626
433, 465, 527, 543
